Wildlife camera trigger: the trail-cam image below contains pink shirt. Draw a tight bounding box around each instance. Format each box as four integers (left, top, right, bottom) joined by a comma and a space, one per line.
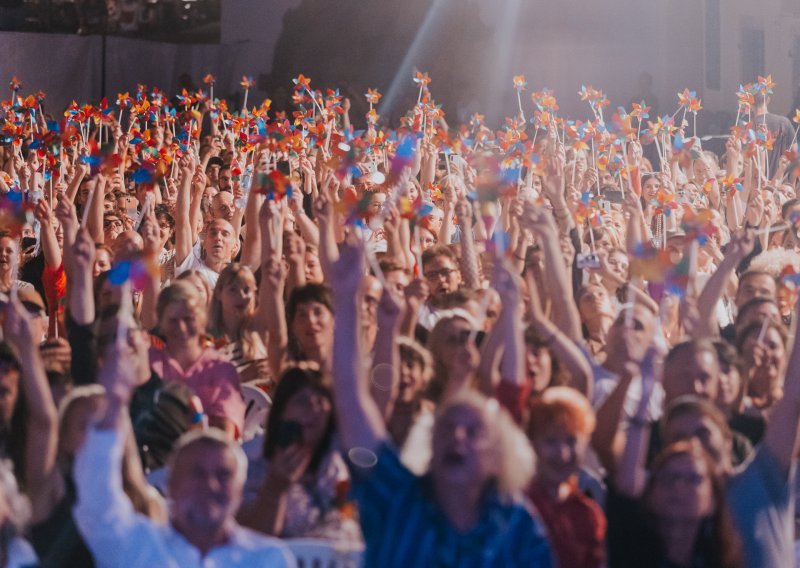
149, 345, 245, 435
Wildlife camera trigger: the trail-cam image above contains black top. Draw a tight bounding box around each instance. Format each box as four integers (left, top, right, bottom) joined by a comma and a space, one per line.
606, 482, 724, 568
30, 476, 94, 568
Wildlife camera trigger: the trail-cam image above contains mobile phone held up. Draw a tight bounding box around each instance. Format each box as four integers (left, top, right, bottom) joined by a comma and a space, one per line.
576, 253, 601, 270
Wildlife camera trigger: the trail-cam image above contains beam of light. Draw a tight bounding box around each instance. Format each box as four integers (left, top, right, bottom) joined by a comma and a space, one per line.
485, 0, 521, 125
379, 0, 448, 118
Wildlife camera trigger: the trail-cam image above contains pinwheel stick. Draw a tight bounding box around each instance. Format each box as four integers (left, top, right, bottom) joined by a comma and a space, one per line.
80, 186, 95, 227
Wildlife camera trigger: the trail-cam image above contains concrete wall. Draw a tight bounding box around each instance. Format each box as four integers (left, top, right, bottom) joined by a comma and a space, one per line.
0, 0, 798, 123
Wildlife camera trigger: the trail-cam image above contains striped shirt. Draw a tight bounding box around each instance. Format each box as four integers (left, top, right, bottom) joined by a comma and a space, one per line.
350, 442, 554, 567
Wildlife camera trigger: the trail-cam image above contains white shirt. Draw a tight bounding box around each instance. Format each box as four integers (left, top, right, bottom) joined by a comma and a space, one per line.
73, 429, 296, 568
175, 240, 220, 290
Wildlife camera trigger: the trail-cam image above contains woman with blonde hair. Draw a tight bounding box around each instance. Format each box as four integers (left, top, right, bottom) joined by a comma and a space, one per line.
207, 263, 271, 384
328, 239, 553, 566
149, 281, 245, 438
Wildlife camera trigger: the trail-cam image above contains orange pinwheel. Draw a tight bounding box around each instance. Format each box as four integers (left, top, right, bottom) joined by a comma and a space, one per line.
758, 74, 775, 94
241, 76, 256, 89
365, 88, 382, 105
203, 74, 216, 85
513, 75, 527, 91
630, 102, 650, 119
793, 109, 800, 124
8, 77, 21, 92
116, 92, 132, 107
413, 71, 431, 87
292, 74, 311, 91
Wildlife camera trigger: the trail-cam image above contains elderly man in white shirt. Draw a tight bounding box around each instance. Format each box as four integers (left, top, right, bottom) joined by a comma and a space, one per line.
73, 333, 295, 568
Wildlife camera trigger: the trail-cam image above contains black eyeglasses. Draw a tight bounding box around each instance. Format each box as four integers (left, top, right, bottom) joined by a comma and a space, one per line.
424, 267, 455, 280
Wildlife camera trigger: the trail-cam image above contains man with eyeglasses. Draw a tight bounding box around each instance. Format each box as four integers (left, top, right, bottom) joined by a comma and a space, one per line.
102, 213, 124, 244
418, 245, 463, 330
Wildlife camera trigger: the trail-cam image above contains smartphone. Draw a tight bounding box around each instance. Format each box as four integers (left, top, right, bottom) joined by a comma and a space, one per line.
576, 253, 601, 270
21, 237, 37, 250
275, 420, 303, 448
276, 161, 291, 177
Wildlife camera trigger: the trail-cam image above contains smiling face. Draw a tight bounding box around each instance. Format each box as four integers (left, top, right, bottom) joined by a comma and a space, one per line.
216, 272, 256, 320
159, 299, 206, 347
532, 423, 588, 487
642, 176, 661, 200
168, 441, 242, 537
0, 237, 16, 278
290, 301, 334, 356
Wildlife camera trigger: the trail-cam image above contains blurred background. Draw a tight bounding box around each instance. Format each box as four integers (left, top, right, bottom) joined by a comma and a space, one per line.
0, 0, 799, 134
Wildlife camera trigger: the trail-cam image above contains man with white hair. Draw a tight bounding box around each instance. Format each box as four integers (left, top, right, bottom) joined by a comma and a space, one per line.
73, 337, 295, 568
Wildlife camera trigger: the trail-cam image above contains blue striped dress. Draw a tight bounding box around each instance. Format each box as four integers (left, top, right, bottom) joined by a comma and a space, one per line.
350, 442, 554, 567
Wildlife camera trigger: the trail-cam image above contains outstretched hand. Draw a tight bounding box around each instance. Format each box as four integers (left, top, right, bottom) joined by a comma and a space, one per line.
330, 235, 364, 296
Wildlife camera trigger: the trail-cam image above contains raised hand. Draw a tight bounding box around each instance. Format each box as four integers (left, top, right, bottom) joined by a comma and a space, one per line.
492, 259, 520, 308
520, 200, 558, 236
3, 294, 37, 352
34, 198, 53, 226
330, 236, 364, 296
376, 285, 404, 331
727, 228, 756, 260
403, 278, 429, 314
71, 228, 96, 274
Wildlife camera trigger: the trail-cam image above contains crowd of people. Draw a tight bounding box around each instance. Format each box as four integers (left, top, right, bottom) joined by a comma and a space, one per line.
0, 69, 797, 567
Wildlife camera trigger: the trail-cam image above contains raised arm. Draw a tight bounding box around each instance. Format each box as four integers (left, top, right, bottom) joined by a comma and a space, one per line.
139, 211, 162, 331
520, 201, 583, 343
73, 330, 152, 561
312, 171, 340, 277
526, 272, 593, 398
66, 161, 90, 203
4, 298, 59, 523
260, 200, 289, 380
369, 286, 404, 420
692, 230, 755, 339
454, 198, 481, 289
612, 363, 652, 498
762, 297, 800, 477
591, 332, 640, 473
330, 238, 387, 453
86, 175, 107, 245
476, 261, 522, 394
34, 199, 62, 270
173, 156, 196, 266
